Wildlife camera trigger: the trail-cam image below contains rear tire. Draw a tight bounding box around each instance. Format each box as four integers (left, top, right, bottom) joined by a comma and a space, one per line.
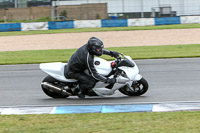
41, 76, 68, 98
119, 78, 149, 96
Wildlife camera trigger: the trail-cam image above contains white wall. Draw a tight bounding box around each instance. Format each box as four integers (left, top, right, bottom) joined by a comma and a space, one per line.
55, 0, 200, 16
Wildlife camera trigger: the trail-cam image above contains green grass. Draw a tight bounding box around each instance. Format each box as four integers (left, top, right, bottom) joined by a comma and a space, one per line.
1, 23, 200, 36
0, 17, 51, 23
0, 44, 200, 65
1, 111, 200, 133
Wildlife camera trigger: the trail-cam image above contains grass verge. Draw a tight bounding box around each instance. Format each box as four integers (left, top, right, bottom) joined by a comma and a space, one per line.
0, 24, 200, 36
0, 44, 200, 65
1, 111, 200, 133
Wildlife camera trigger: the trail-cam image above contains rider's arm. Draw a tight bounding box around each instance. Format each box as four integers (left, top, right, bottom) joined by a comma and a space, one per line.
102, 49, 111, 55
103, 49, 119, 58
87, 53, 107, 82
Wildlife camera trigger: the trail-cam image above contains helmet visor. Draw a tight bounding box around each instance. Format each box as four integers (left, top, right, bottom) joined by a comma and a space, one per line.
96, 48, 102, 52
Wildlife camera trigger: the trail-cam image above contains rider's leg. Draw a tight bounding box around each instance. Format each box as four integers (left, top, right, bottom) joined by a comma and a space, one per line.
78, 73, 96, 93
66, 71, 96, 98
75, 74, 96, 98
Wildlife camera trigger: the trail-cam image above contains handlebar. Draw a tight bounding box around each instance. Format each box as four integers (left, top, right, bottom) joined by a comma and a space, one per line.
115, 53, 124, 62
112, 53, 124, 78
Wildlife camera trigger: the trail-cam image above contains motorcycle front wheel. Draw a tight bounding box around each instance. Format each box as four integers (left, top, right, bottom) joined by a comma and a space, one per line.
119, 78, 149, 96
41, 75, 68, 98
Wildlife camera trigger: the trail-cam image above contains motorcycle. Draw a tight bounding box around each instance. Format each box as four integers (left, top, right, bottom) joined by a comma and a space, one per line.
39, 54, 149, 98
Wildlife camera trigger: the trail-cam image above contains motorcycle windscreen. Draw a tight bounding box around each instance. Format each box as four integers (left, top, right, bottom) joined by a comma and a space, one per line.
94, 57, 112, 76
117, 59, 135, 67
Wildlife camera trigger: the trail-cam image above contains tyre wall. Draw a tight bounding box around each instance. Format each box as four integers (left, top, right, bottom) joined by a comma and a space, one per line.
0, 16, 200, 32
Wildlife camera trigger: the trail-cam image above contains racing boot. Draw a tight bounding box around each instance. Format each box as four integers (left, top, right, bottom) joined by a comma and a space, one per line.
72, 86, 85, 99
77, 90, 85, 99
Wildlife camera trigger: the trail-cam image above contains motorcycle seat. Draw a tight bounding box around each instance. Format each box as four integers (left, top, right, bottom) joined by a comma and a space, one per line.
63, 64, 77, 82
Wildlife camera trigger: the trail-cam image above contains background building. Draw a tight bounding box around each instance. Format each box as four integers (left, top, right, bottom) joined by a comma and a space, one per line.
0, 0, 200, 21
54, 0, 200, 17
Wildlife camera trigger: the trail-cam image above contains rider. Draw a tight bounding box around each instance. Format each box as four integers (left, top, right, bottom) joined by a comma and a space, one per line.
64, 37, 119, 98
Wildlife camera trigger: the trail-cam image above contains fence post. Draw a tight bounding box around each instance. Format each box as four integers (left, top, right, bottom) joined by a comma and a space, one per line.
51, 1, 55, 21
141, 0, 144, 18
14, 0, 18, 8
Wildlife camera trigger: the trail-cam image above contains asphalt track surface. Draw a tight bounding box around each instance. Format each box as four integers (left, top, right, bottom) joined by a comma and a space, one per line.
0, 58, 200, 107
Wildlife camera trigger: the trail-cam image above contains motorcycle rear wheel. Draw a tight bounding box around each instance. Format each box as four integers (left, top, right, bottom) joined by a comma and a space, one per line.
41, 75, 69, 98
119, 78, 148, 96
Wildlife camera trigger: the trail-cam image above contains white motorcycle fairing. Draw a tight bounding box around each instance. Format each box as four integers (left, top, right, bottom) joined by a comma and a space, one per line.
93, 57, 112, 76
39, 62, 77, 82
93, 76, 130, 96
118, 56, 142, 81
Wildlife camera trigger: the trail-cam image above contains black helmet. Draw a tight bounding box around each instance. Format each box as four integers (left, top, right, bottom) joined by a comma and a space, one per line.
87, 37, 104, 56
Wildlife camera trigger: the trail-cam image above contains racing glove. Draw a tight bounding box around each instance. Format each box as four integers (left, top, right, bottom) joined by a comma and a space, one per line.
106, 78, 116, 84
110, 51, 119, 58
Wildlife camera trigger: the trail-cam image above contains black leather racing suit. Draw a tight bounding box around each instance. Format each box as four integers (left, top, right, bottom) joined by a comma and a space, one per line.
64, 44, 112, 93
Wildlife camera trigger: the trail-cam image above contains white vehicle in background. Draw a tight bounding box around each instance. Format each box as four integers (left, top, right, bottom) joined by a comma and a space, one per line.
40, 54, 149, 98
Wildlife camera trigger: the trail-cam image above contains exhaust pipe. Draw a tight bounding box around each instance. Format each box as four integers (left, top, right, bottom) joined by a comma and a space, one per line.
41, 82, 72, 96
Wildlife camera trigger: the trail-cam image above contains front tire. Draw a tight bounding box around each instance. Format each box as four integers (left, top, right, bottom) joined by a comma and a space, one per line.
41, 76, 68, 98
119, 78, 149, 96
